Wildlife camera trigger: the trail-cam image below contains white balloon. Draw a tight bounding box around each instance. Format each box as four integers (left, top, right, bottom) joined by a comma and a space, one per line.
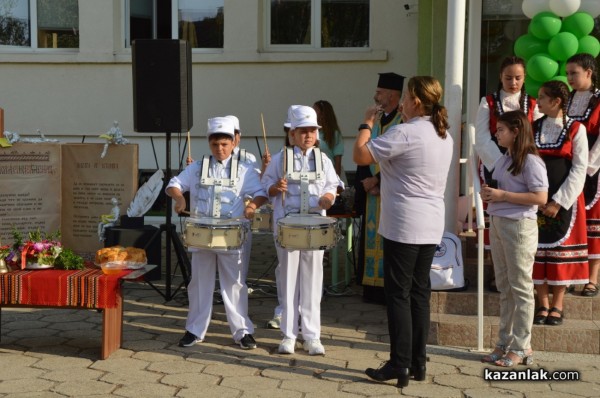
549, 0, 580, 16
580, 0, 600, 17
522, 0, 551, 19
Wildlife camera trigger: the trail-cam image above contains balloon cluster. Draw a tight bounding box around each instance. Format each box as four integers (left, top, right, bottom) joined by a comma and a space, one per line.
514, 0, 600, 97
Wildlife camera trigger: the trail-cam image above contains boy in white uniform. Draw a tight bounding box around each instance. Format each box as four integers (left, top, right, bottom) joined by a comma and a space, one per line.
262, 105, 339, 355
166, 117, 268, 350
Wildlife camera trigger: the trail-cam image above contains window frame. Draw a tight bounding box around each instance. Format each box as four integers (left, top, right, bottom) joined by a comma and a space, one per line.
265, 0, 371, 52
0, 0, 79, 52
124, 0, 224, 53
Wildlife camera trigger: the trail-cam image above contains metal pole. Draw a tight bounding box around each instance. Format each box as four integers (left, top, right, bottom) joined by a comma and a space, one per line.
443, 0, 466, 234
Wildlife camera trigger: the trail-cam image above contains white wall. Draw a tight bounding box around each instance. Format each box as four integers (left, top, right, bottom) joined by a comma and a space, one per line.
0, 0, 419, 173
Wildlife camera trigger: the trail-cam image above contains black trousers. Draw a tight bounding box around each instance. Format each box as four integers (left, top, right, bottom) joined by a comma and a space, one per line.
383, 238, 436, 368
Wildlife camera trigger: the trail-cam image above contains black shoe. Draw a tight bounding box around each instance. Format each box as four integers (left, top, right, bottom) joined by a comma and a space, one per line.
545, 307, 564, 326
179, 331, 202, 347
410, 365, 426, 381
533, 306, 549, 325
365, 362, 410, 387
238, 334, 257, 350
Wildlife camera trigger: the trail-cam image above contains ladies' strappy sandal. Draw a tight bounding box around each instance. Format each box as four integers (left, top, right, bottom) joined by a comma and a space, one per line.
481, 345, 505, 363
495, 349, 533, 367
582, 283, 599, 297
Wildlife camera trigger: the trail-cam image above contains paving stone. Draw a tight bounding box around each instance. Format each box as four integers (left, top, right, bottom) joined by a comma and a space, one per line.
91, 357, 149, 372
221, 375, 280, 390
122, 338, 170, 351
261, 366, 316, 380
33, 356, 94, 370
161, 371, 220, 388
52, 379, 116, 396
41, 368, 105, 382
433, 373, 489, 389
177, 385, 241, 398
340, 381, 401, 396
399, 382, 464, 397
549, 380, 600, 397
489, 380, 552, 393
463, 387, 523, 397
147, 359, 206, 374
0, 378, 56, 394
240, 389, 302, 398
0, 366, 46, 381
280, 377, 341, 394
203, 363, 260, 377
112, 381, 179, 398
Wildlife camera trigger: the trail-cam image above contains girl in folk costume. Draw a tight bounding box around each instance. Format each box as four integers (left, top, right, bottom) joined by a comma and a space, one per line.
475, 56, 540, 291
566, 53, 600, 297
533, 80, 589, 326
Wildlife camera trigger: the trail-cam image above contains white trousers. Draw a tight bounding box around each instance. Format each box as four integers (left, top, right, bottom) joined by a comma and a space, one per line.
186, 249, 254, 342
276, 246, 323, 340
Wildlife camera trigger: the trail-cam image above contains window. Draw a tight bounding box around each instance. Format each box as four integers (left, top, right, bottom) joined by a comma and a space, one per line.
126, 0, 224, 49
0, 0, 79, 49
269, 0, 369, 48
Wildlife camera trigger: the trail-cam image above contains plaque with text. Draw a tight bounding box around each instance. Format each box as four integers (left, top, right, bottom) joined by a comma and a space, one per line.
61, 144, 138, 254
0, 143, 62, 243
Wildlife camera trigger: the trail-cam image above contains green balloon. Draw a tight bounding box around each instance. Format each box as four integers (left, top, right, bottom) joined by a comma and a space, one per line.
525, 76, 543, 99
529, 12, 562, 40
559, 61, 567, 76
514, 34, 548, 61
578, 35, 600, 57
527, 53, 559, 82
548, 32, 579, 61
551, 75, 572, 91
561, 12, 594, 39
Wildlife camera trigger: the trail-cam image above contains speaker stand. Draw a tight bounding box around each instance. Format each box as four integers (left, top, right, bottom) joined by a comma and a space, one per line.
148, 131, 191, 301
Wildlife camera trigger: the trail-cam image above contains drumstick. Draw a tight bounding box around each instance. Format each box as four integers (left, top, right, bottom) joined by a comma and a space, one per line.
180, 210, 191, 216
187, 130, 192, 160
260, 113, 269, 154
282, 145, 287, 206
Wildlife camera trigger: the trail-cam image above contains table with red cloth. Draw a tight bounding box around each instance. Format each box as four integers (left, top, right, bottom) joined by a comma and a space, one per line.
0, 264, 132, 359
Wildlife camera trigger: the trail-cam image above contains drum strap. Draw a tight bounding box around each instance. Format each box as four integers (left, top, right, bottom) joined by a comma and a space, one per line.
285, 147, 323, 214
200, 155, 239, 218
238, 148, 246, 163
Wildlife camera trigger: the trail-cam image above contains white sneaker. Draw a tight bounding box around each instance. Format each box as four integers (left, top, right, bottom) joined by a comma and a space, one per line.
266, 315, 281, 329
303, 339, 325, 355
278, 337, 296, 354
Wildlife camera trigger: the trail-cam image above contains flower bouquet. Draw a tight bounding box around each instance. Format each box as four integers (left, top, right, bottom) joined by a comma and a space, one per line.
7, 228, 62, 270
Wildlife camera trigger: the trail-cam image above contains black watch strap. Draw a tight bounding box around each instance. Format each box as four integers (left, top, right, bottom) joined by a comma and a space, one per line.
358, 123, 372, 131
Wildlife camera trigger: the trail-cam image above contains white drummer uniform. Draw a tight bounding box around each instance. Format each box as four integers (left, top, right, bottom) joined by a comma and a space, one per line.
262, 145, 338, 341
166, 147, 266, 344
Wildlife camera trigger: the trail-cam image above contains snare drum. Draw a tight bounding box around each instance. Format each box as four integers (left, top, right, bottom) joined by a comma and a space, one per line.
277, 215, 340, 250
251, 204, 273, 233
184, 217, 248, 251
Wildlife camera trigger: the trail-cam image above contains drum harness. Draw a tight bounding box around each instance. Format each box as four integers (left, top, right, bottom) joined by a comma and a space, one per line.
284, 147, 323, 215
199, 155, 239, 218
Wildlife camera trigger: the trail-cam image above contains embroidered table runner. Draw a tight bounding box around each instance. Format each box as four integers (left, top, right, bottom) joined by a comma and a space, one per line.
0, 265, 129, 308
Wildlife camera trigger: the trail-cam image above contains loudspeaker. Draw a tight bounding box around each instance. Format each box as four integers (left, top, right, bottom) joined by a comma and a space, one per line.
132, 39, 193, 133
104, 225, 162, 281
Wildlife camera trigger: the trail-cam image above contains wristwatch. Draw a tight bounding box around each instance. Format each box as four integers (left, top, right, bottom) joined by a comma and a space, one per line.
358, 123, 372, 131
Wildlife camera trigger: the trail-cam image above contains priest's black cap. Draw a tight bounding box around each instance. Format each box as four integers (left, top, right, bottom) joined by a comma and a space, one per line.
377, 72, 405, 91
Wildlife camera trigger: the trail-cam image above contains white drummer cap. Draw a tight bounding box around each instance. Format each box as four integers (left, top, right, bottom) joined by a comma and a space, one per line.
290, 105, 321, 129
224, 115, 240, 134
207, 117, 235, 139
284, 105, 300, 128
